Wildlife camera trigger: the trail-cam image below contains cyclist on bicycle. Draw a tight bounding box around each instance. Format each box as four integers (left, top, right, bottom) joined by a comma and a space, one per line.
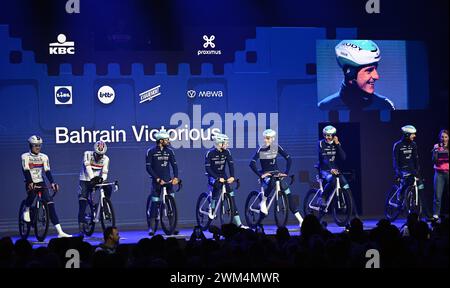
146, 129, 180, 236
393, 125, 425, 203
249, 129, 303, 227
78, 141, 111, 231
21, 135, 71, 238
317, 125, 350, 207
205, 133, 248, 229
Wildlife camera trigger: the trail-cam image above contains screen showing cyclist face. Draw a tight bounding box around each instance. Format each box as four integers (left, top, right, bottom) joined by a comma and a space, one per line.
316, 40, 430, 111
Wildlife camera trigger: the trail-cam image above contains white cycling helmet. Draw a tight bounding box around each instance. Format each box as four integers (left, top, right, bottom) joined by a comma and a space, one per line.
28, 135, 43, 145
212, 133, 229, 145
335, 40, 381, 79
155, 129, 170, 141
94, 140, 107, 155
401, 125, 417, 135
323, 125, 337, 135
262, 129, 276, 138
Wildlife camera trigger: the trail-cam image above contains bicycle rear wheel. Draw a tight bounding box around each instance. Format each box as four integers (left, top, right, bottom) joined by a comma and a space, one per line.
18, 200, 31, 240
160, 195, 178, 235
384, 184, 402, 221
100, 198, 116, 231
34, 200, 49, 242
332, 189, 353, 227
196, 192, 212, 231
274, 192, 289, 228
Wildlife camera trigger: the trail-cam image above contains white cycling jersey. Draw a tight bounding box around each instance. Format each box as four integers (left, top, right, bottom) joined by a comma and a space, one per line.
79, 151, 109, 181
21, 152, 51, 183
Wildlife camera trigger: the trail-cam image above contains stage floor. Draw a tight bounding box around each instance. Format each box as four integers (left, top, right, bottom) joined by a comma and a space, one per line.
8, 218, 407, 248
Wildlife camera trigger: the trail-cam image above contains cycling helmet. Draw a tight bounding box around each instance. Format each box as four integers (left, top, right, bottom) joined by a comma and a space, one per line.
262, 129, 276, 138
401, 125, 417, 135
323, 125, 337, 136
155, 129, 170, 141
335, 40, 381, 80
28, 135, 43, 145
94, 140, 107, 155
212, 133, 229, 145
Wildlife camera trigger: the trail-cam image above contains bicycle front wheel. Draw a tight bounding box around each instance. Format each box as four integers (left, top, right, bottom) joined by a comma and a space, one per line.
100, 198, 116, 231
34, 200, 49, 242
245, 191, 262, 229
196, 192, 212, 231
274, 191, 289, 228
81, 202, 95, 236
406, 186, 422, 216
160, 195, 178, 235
219, 193, 233, 226
384, 184, 402, 221
18, 200, 31, 240
332, 189, 353, 227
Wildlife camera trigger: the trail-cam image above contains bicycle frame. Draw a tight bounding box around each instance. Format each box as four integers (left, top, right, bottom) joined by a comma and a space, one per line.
90, 182, 118, 223
198, 182, 227, 219
387, 176, 418, 209
248, 177, 284, 214
151, 180, 181, 218
199, 179, 239, 219
308, 175, 342, 213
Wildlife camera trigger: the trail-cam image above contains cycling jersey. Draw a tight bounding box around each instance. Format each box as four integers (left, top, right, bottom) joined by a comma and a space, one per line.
205, 148, 235, 179
317, 140, 346, 171
250, 145, 291, 177
318, 82, 395, 111
393, 139, 420, 177
145, 146, 178, 181
21, 152, 54, 184
79, 151, 110, 181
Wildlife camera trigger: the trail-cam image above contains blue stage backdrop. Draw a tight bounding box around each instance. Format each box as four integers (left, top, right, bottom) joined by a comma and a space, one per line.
0, 21, 439, 232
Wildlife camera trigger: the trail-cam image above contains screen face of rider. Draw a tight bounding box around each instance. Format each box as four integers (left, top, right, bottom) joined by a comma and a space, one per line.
353, 64, 379, 94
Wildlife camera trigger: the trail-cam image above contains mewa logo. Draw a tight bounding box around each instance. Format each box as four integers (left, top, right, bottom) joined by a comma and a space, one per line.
187, 90, 224, 99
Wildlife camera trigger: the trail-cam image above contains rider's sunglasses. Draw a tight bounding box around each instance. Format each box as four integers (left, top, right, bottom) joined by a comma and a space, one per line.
31, 144, 42, 147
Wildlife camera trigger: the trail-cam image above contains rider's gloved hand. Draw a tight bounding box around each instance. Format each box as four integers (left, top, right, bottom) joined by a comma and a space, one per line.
226, 177, 235, 184
90, 176, 103, 186
51, 183, 59, 193
27, 182, 35, 192
260, 172, 272, 179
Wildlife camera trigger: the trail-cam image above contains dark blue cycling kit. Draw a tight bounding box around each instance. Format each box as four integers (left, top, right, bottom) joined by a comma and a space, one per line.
205, 148, 237, 209
146, 146, 179, 196
146, 146, 179, 181
317, 140, 350, 195
205, 148, 235, 180
249, 144, 299, 216
393, 139, 420, 177
318, 139, 346, 171
250, 145, 291, 177
392, 138, 424, 201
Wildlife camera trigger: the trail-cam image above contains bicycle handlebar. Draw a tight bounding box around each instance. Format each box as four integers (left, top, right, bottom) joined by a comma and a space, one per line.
94, 180, 119, 192
31, 185, 57, 197
158, 179, 183, 192
260, 173, 295, 186
218, 178, 240, 190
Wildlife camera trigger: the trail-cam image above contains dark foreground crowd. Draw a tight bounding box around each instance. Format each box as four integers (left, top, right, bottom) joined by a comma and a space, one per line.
0, 214, 448, 268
